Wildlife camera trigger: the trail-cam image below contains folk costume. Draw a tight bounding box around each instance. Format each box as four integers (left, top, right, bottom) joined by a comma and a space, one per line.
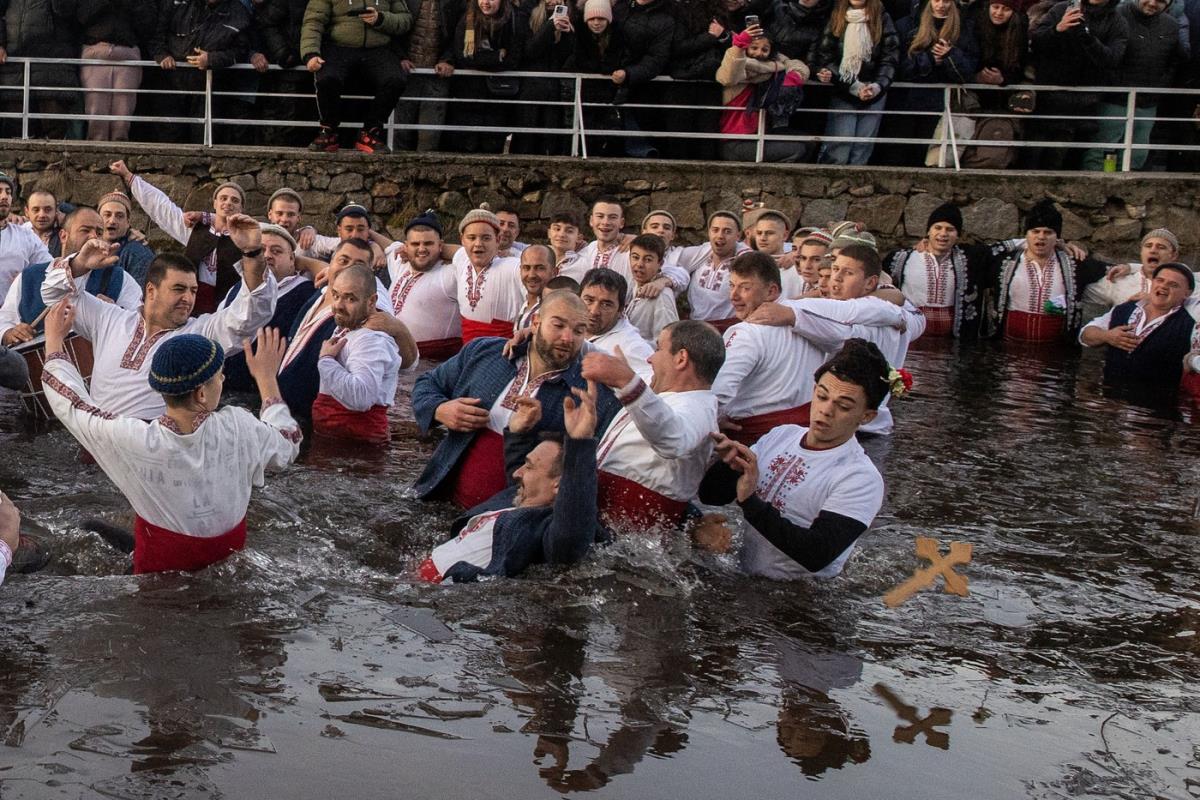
42, 335, 301, 574
314, 325, 401, 444
677, 239, 753, 332
386, 249, 462, 360
220, 272, 316, 392
0, 261, 142, 342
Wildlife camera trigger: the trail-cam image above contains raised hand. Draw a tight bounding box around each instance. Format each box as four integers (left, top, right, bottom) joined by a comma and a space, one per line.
319, 336, 347, 360
508, 396, 543, 434
434, 397, 489, 432
732, 447, 760, 503
581, 346, 635, 390
563, 379, 598, 439
72, 238, 120, 272
43, 299, 75, 354
245, 327, 287, 384
690, 513, 732, 554
109, 159, 133, 184
182, 211, 206, 228
227, 213, 263, 252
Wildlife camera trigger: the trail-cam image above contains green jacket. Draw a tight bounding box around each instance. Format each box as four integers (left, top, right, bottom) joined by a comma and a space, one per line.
300, 0, 412, 60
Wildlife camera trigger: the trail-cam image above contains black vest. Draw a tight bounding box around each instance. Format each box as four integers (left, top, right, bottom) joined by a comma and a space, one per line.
1103, 301, 1196, 390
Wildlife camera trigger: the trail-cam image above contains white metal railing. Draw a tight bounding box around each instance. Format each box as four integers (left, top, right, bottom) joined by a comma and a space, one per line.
1, 56, 1197, 171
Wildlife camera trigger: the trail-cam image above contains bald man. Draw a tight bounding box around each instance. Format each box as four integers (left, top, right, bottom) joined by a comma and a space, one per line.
314, 264, 402, 445
412, 290, 622, 509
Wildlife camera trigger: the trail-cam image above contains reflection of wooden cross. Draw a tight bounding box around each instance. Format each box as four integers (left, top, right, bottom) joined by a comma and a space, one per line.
883, 538, 972, 608
874, 683, 952, 750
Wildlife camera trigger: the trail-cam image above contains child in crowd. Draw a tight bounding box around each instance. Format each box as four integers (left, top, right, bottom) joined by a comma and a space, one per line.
624, 234, 679, 341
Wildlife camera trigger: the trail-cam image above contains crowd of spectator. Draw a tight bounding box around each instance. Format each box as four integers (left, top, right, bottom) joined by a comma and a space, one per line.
2, 0, 1200, 168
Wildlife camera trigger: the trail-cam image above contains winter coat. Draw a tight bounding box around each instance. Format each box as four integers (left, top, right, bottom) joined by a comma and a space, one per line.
974, 11, 1028, 85
715, 36, 807, 132
669, 5, 728, 80
150, 0, 252, 65
618, 0, 673, 84
896, 13, 978, 110
1030, 0, 1128, 88
299, 0, 413, 59
1120, 0, 1188, 54
395, 0, 463, 63
258, 0, 307, 64
812, 10, 899, 103
2, 0, 79, 90
75, 0, 152, 47
522, 13, 571, 69
1117, 2, 1185, 90
451, 8, 524, 69
768, 0, 832, 62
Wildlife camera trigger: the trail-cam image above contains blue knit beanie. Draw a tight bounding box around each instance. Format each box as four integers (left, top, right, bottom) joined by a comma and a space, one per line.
405, 209, 443, 238
149, 335, 225, 396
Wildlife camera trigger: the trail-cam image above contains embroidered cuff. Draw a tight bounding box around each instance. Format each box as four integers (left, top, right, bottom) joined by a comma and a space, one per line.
44, 350, 70, 363
261, 396, 284, 411
616, 376, 646, 405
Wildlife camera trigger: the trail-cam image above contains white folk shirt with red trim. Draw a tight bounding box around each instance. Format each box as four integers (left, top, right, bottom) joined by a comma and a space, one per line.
740, 425, 883, 580
589, 317, 654, 382
42, 353, 300, 537
279, 285, 392, 373
560, 241, 690, 303
130, 176, 227, 287
713, 321, 824, 420
41, 258, 278, 420
487, 356, 566, 434
779, 296, 925, 436
781, 265, 807, 300
625, 287, 679, 342
318, 326, 401, 410
677, 241, 752, 321
429, 507, 514, 578
1007, 253, 1066, 313
454, 255, 524, 325
0, 222, 52, 301
597, 381, 716, 502
897, 251, 956, 308
1083, 264, 1200, 310
0, 267, 143, 342
385, 254, 461, 343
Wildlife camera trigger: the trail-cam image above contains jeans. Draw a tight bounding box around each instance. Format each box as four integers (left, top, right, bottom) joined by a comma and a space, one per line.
1082, 101, 1157, 171
818, 94, 886, 165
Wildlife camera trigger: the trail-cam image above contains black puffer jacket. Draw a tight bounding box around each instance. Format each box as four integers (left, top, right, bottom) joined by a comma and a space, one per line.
811, 10, 899, 104
1030, 0, 1128, 87
452, 9, 524, 70
618, 0, 673, 84
2, 0, 79, 88
257, 0, 306, 65
1117, 2, 1184, 89
669, 0, 727, 80
149, 0, 252, 66
768, 0, 832, 62
76, 0, 153, 47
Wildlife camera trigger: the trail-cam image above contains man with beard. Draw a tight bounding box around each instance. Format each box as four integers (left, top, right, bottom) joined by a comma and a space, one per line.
313, 264, 402, 443
580, 268, 654, 381
111, 160, 247, 313
1083, 229, 1200, 319
415, 377, 604, 583
21, 190, 63, 257
581, 320, 724, 531
515, 245, 554, 334
677, 210, 753, 332
220, 224, 318, 392
1, 207, 143, 347
39, 214, 277, 420
0, 172, 53, 301
883, 203, 989, 339
97, 191, 155, 287
279, 238, 416, 421
386, 211, 462, 360
412, 290, 621, 509
453, 208, 525, 343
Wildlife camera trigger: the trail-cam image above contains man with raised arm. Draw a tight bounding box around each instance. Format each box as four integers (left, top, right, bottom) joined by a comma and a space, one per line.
40, 214, 278, 420
41, 299, 301, 574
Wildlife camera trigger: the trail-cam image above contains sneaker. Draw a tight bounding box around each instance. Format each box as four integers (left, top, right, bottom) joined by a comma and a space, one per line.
11, 533, 51, 573
309, 126, 339, 153
354, 127, 389, 154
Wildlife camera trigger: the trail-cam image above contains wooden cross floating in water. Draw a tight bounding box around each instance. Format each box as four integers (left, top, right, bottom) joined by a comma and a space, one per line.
883, 537, 972, 608
874, 684, 952, 750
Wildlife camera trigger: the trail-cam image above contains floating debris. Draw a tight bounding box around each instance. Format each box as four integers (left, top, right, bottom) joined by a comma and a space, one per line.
330, 711, 464, 739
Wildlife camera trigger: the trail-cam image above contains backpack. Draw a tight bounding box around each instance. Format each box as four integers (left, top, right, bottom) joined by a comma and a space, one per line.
961, 117, 1020, 169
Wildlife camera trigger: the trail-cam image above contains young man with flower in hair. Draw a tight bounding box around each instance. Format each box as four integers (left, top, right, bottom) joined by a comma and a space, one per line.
695, 338, 902, 580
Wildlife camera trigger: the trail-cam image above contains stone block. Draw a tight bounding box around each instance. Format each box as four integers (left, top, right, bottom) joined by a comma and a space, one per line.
371, 180, 401, 198
848, 183, 875, 197
848, 194, 906, 234
1059, 207, 1093, 242
624, 179, 653, 191
625, 195, 651, 228
1090, 218, 1142, 245
467, 187, 506, 211
539, 189, 588, 222
801, 198, 848, 228
1166, 206, 1200, 244
650, 190, 704, 229
437, 190, 471, 218
328, 171, 364, 194
793, 175, 829, 198
283, 172, 310, 191
962, 197, 1019, 241
904, 194, 947, 237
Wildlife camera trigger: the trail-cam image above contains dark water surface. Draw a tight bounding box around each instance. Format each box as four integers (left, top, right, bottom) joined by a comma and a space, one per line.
1, 340, 1198, 799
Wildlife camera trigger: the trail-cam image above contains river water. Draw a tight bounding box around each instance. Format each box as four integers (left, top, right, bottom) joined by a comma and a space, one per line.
0, 338, 1197, 800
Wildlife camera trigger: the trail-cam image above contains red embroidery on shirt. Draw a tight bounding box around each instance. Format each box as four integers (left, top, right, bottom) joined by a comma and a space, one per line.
761, 452, 808, 511
42, 371, 117, 419
924, 253, 951, 306
464, 265, 488, 311
499, 358, 565, 411
696, 255, 735, 292
592, 245, 616, 270
1023, 257, 1057, 313
725, 330, 738, 349
120, 317, 171, 371
390, 269, 424, 313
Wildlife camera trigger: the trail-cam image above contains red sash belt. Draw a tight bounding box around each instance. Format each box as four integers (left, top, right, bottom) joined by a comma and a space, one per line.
417, 336, 463, 362
597, 471, 688, 532
1181, 371, 1200, 399
728, 404, 811, 446
416, 557, 443, 583
449, 428, 506, 509
920, 306, 955, 337
192, 282, 217, 316
312, 393, 390, 444
707, 317, 740, 334
461, 318, 515, 344
133, 515, 247, 574
1005, 310, 1065, 342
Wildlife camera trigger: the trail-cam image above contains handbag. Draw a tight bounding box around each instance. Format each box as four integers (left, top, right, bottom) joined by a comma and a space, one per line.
486, 75, 521, 97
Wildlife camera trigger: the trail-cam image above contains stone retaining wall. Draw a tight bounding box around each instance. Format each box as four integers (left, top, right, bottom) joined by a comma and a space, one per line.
4, 142, 1199, 264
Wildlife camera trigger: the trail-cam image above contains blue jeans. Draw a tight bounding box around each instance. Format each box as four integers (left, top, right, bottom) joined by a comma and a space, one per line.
1082, 101, 1157, 171
819, 94, 886, 165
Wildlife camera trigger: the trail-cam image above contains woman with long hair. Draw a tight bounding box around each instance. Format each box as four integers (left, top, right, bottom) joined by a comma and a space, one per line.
811, 0, 900, 164
516, 0, 575, 154
974, 0, 1027, 94
451, 0, 525, 152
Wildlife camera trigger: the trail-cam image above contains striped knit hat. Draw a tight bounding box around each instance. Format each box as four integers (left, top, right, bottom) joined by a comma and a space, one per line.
458, 207, 501, 234
832, 229, 877, 252
792, 226, 833, 246
149, 335, 225, 396
97, 190, 132, 214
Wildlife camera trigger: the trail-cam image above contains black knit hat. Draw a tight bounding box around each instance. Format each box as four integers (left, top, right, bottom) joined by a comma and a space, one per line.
149, 335, 225, 396
1025, 200, 1062, 237
926, 202, 963, 235
405, 209, 443, 238
336, 203, 371, 225
1153, 262, 1196, 292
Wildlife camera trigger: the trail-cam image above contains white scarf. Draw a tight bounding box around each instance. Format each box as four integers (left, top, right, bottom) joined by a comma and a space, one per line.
839, 8, 874, 84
